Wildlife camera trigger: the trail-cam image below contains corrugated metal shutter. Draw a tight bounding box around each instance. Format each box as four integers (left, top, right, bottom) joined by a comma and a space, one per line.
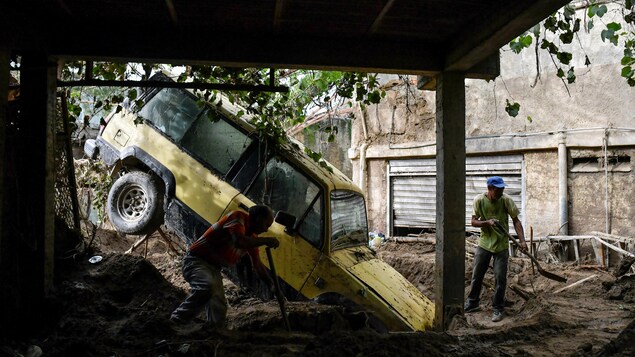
389, 155, 523, 233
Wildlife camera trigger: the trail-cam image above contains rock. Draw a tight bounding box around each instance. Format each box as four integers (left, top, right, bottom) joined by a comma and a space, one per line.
607, 285, 624, 300
25, 345, 42, 357
578, 342, 593, 352
613, 256, 635, 277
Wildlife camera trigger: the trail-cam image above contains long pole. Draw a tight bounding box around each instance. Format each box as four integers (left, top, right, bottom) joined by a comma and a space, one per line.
266, 247, 291, 331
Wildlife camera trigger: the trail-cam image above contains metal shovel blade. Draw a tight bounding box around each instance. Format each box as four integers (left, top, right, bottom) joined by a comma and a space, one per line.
494, 221, 567, 283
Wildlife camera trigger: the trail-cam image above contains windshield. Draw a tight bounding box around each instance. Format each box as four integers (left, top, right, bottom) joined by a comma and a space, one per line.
330, 190, 368, 250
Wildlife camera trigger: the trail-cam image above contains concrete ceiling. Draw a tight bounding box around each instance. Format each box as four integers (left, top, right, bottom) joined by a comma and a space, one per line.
1, 0, 570, 76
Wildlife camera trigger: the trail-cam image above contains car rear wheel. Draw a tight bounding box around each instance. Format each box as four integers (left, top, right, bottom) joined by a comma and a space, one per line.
107, 171, 164, 235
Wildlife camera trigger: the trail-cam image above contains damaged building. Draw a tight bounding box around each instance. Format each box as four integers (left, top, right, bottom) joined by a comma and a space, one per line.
347, 3, 634, 265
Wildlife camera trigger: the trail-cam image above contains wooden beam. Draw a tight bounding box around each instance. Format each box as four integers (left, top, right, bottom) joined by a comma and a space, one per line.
554, 275, 597, 294
591, 231, 635, 244
445, 0, 571, 72
593, 237, 635, 258
58, 79, 289, 93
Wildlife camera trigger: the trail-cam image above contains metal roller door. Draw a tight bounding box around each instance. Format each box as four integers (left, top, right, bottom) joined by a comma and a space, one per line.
389, 155, 524, 234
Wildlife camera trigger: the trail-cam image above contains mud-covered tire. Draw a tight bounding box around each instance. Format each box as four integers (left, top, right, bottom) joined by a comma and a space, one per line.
107, 171, 164, 235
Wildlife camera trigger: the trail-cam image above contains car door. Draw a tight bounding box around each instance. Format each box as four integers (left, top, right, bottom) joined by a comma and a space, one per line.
224, 150, 324, 297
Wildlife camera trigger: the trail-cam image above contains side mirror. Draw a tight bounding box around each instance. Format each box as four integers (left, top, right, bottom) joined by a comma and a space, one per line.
274, 211, 296, 234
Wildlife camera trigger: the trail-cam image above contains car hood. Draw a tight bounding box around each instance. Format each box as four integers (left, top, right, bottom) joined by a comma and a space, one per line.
347, 257, 435, 331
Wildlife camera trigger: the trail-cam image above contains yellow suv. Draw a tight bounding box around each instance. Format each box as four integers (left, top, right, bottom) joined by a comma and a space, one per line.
84, 74, 434, 331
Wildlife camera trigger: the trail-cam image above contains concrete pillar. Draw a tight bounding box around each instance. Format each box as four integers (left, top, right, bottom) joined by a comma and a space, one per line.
434, 71, 466, 331
7, 53, 57, 336
0, 52, 7, 269
558, 133, 568, 235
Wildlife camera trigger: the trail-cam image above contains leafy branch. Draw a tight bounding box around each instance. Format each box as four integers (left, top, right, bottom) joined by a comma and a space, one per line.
505, 0, 635, 118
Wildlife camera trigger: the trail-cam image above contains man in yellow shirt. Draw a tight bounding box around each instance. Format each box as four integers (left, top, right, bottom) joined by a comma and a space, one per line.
465, 176, 528, 322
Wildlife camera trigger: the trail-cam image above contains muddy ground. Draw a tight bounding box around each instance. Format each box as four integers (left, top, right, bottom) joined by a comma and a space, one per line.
3, 227, 635, 356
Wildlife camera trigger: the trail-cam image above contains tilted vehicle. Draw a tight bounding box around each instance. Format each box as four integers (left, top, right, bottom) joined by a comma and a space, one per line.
84, 73, 435, 331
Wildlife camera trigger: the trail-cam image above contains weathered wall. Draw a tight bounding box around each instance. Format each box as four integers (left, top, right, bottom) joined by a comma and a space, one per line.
294, 117, 353, 178
349, 3, 634, 239
524, 151, 560, 237
569, 148, 635, 237
366, 159, 389, 233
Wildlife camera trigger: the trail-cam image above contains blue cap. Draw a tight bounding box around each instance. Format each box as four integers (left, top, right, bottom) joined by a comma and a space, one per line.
486, 176, 507, 188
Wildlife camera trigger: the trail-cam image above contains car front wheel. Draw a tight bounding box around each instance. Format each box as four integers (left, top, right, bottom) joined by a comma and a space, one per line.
107, 171, 164, 235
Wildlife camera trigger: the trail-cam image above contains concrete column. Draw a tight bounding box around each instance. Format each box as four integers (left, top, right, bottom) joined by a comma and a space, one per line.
0, 52, 7, 265
9, 53, 57, 336
434, 71, 466, 331
558, 133, 568, 235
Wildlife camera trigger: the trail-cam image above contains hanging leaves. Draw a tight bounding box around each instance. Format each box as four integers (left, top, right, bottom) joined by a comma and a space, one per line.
510, 34, 533, 54
505, 99, 520, 117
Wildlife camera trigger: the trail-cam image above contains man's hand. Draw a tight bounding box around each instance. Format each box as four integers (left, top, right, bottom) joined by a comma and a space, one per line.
265, 237, 280, 248
485, 219, 499, 227
518, 240, 529, 253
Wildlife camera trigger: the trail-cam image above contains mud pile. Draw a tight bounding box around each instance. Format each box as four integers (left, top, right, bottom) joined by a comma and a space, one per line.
9, 247, 482, 357
2, 230, 634, 356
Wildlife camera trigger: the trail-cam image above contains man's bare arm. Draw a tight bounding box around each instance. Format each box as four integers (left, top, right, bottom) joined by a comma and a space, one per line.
232, 233, 279, 249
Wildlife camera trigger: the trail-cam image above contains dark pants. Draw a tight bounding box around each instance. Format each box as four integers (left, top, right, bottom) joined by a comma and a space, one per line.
171, 255, 227, 327
467, 246, 509, 312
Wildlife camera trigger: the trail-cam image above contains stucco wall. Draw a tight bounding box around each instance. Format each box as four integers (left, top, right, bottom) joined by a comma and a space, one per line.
295, 117, 353, 178
569, 148, 635, 237
524, 151, 560, 237
366, 159, 389, 233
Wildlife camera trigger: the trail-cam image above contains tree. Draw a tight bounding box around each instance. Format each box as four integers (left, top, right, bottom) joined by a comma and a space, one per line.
58, 62, 384, 159
506, 0, 634, 117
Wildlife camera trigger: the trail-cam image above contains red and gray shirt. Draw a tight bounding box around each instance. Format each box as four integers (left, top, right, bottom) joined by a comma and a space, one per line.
188, 211, 259, 267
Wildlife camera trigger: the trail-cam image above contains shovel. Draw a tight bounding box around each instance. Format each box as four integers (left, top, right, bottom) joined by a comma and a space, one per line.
265, 247, 291, 331
494, 221, 567, 283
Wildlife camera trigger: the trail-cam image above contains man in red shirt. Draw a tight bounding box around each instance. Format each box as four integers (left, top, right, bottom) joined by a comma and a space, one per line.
170, 205, 280, 328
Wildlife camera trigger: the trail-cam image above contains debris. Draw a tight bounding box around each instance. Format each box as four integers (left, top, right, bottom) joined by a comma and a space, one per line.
125, 233, 152, 254
393, 236, 435, 244
509, 284, 533, 301
554, 275, 598, 294
368, 229, 386, 250
592, 237, 635, 258
495, 221, 567, 283
88, 255, 103, 264
613, 256, 635, 278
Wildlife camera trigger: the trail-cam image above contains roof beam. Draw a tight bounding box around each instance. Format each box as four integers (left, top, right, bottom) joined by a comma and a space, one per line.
273, 0, 286, 32
6, 27, 445, 75
445, 0, 571, 72
368, 0, 396, 34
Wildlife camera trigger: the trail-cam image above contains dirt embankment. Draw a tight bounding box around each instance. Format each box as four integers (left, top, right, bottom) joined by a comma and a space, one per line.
2, 230, 635, 356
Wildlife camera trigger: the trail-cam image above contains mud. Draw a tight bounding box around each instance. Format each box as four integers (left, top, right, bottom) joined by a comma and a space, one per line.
2, 229, 635, 356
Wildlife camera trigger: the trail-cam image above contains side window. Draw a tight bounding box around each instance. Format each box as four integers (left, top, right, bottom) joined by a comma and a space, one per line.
138, 88, 201, 142
229, 141, 266, 192
180, 110, 253, 175
297, 193, 322, 247
246, 156, 323, 247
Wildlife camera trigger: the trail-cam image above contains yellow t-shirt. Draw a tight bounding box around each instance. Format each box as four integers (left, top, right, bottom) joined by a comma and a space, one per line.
472, 193, 519, 253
